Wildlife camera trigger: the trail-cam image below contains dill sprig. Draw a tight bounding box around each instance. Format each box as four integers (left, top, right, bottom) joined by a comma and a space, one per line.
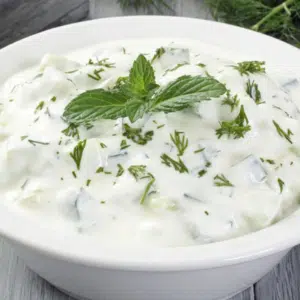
128, 165, 149, 180
170, 130, 189, 156
246, 79, 264, 105
214, 174, 234, 187
69, 140, 87, 170
62, 123, 80, 139
116, 164, 125, 177
28, 139, 50, 146
87, 68, 104, 81
96, 167, 112, 175
151, 47, 166, 63
222, 91, 240, 112
273, 120, 294, 144
216, 105, 251, 139
120, 139, 131, 150
128, 165, 155, 204
164, 63, 188, 76
88, 58, 115, 68
278, 178, 285, 193
35, 101, 45, 113
233, 61, 266, 76
123, 124, 154, 145
206, 0, 300, 47
260, 157, 276, 165
161, 154, 189, 173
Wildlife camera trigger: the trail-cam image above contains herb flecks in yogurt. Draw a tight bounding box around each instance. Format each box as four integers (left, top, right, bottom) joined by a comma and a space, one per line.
233, 61, 266, 76
273, 120, 294, 144
170, 131, 189, 156
216, 105, 251, 139
222, 91, 240, 112
246, 80, 264, 105
69, 140, 87, 170
2, 40, 300, 248
214, 174, 234, 187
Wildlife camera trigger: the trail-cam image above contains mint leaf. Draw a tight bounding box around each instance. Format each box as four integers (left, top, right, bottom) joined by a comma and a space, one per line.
126, 99, 150, 123
63, 56, 227, 125
127, 54, 157, 97
63, 89, 127, 124
150, 75, 227, 112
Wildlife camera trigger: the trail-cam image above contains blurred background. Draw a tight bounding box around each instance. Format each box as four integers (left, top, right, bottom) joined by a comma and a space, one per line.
0, 0, 299, 49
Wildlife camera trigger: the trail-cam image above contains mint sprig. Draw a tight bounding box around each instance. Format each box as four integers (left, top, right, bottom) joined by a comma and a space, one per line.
63, 54, 227, 124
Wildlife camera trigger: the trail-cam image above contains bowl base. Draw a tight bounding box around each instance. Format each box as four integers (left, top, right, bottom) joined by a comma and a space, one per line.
56, 286, 251, 300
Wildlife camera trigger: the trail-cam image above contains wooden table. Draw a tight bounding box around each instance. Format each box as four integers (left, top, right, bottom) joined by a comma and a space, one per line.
0, 1, 299, 299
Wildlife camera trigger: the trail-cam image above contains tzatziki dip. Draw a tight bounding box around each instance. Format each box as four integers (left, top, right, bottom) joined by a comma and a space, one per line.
1, 39, 300, 247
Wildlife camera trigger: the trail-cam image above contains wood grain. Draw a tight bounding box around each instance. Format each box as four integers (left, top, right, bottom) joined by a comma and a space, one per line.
0, 0, 89, 48
0, 0, 299, 299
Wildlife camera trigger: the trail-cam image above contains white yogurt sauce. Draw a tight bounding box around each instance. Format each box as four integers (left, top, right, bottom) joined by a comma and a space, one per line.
1, 39, 300, 248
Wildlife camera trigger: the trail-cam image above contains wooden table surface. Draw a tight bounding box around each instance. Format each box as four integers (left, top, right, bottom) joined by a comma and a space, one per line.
0, 1, 299, 299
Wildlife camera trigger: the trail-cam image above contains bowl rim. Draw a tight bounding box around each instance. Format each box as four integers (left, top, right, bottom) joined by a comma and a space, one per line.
1, 16, 300, 270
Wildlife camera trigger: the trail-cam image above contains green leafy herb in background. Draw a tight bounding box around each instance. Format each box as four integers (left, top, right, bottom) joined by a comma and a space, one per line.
118, 0, 300, 47
205, 0, 300, 47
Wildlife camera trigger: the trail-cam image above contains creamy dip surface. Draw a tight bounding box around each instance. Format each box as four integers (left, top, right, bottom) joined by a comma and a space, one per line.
1, 39, 300, 248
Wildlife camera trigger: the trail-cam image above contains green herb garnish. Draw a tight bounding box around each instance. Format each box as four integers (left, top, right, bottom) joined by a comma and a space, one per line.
120, 139, 130, 150
140, 177, 155, 205
128, 164, 155, 205
273, 120, 293, 144
96, 167, 112, 175
164, 63, 188, 76
100, 142, 107, 148
69, 140, 86, 170
222, 91, 240, 112
206, 0, 300, 47
246, 79, 264, 105
170, 131, 188, 156
87, 68, 104, 81
62, 123, 80, 140
161, 154, 189, 173
260, 158, 275, 165
86, 179, 91, 186
116, 164, 125, 177
28, 139, 50, 146
216, 105, 251, 139
278, 178, 285, 193
128, 165, 148, 180
63, 54, 227, 124
233, 61, 265, 76
123, 124, 153, 145
194, 148, 205, 154
50, 96, 57, 102
151, 47, 166, 63
198, 169, 207, 177
35, 101, 45, 113
72, 171, 77, 178
214, 174, 234, 187
88, 58, 115, 68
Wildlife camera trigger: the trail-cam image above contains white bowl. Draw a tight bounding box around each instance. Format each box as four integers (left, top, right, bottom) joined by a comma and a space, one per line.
1, 16, 300, 300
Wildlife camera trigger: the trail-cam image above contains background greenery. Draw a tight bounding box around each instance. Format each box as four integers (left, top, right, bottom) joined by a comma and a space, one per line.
118, 0, 300, 47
